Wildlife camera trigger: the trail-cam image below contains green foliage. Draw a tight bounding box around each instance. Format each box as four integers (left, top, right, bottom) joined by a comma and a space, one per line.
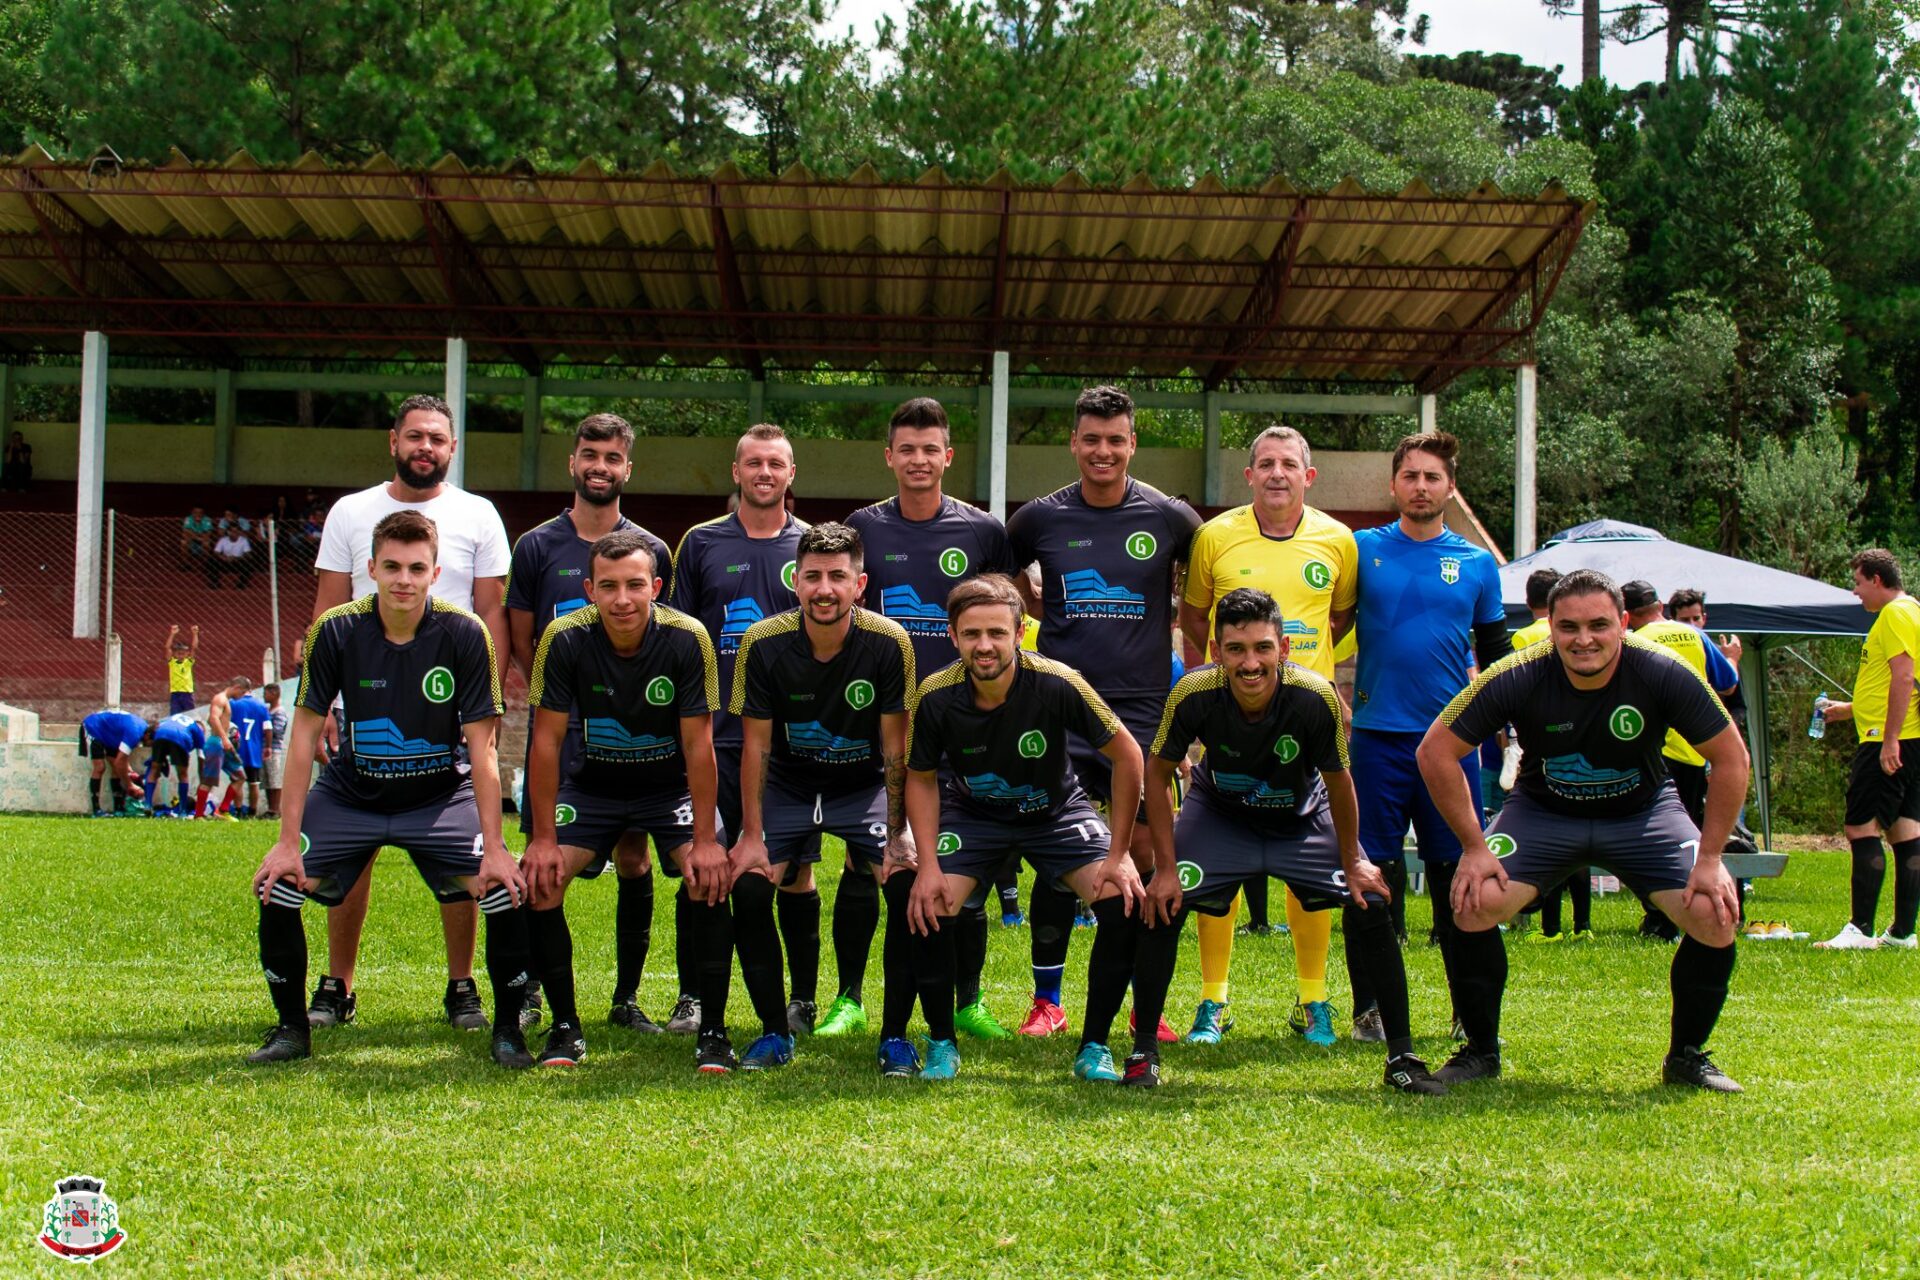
1408, 50, 1570, 141
1737, 419, 1865, 581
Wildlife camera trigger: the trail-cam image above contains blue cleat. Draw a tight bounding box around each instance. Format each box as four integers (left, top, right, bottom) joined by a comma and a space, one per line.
1000, 910, 1027, 928
1186, 999, 1234, 1045
1291, 999, 1337, 1047
877, 1036, 922, 1078
1073, 1042, 1122, 1082
919, 1038, 960, 1081
739, 1032, 794, 1072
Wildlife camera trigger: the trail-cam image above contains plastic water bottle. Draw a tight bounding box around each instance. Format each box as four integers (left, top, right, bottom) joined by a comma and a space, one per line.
1808, 693, 1828, 740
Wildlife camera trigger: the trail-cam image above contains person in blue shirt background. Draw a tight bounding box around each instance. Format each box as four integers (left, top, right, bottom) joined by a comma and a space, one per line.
146, 710, 207, 817
80, 709, 152, 816
230, 685, 274, 816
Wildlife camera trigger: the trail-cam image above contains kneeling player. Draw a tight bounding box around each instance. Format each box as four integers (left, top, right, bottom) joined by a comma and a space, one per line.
729, 522, 918, 1071
520, 530, 733, 1069
1417, 570, 1749, 1091
903, 574, 1148, 1082
1133, 589, 1443, 1093
247, 511, 534, 1067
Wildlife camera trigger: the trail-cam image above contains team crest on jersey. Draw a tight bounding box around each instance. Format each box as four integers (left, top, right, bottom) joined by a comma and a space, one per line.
421, 666, 455, 704
780, 561, 797, 591
645, 676, 675, 706
845, 680, 876, 710
939, 547, 969, 577
1609, 705, 1645, 740
1017, 730, 1047, 758
1125, 531, 1157, 560
1176, 860, 1204, 891
1301, 560, 1332, 591
1274, 734, 1300, 764
1439, 557, 1461, 585
39, 1176, 125, 1262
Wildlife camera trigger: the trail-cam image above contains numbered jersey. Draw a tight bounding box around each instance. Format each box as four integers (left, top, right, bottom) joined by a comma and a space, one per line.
1151, 663, 1347, 833
153, 711, 206, 752
230, 694, 271, 768
668, 511, 809, 747
845, 496, 1017, 677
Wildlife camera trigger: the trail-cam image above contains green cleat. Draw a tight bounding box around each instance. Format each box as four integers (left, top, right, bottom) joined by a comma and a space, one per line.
920, 1037, 960, 1081
954, 999, 1012, 1040
813, 994, 868, 1037
1073, 1041, 1122, 1083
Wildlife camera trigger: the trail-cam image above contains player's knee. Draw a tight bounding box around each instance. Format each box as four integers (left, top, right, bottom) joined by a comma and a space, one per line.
732, 869, 776, 911
262, 881, 309, 912
531, 883, 567, 912
840, 871, 879, 904
475, 886, 519, 916
779, 865, 816, 893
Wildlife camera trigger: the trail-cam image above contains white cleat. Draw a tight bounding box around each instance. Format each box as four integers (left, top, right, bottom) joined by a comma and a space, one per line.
1813, 922, 1881, 950
1875, 930, 1919, 950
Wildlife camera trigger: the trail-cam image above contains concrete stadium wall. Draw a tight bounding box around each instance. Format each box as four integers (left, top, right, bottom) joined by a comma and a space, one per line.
0, 705, 89, 814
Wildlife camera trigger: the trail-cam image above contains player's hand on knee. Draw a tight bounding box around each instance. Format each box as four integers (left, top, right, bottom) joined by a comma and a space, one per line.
252, 840, 309, 899
1347, 856, 1390, 908
1100, 854, 1144, 916
1143, 869, 1181, 927
520, 837, 565, 904
1681, 858, 1738, 930
907, 869, 947, 936
1453, 846, 1506, 917
727, 834, 772, 890
684, 838, 730, 904
478, 841, 526, 907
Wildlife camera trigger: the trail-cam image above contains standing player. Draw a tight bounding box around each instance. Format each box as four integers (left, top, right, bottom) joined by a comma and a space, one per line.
507, 413, 674, 1033
1813, 549, 1920, 950
1005, 385, 1201, 1039
1177, 425, 1357, 1047
520, 530, 734, 1069
1347, 432, 1508, 1041
197, 677, 244, 821
670, 423, 810, 1032
1416, 570, 1749, 1091
840, 397, 1016, 1041
229, 680, 273, 816
263, 683, 288, 818
246, 511, 533, 1067
727, 522, 918, 1069
1133, 589, 1444, 1092
79, 708, 150, 816
308, 394, 512, 1032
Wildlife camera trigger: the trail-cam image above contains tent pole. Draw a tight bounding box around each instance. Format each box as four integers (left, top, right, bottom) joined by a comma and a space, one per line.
1740, 635, 1773, 850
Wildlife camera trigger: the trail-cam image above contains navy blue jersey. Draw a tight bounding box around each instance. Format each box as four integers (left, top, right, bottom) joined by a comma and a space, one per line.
667, 511, 809, 747
81, 710, 146, 754
230, 694, 272, 768
845, 496, 1016, 677
1151, 663, 1346, 833
1006, 479, 1202, 698
505, 510, 672, 628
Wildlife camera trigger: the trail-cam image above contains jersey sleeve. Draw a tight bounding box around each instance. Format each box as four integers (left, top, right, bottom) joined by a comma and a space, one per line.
299, 616, 344, 714
1057, 670, 1120, 751
1472, 552, 1506, 626
453, 613, 504, 722
529, 624, 576, 714
504, 532, 539, 613
1150, 673, 1208, 762
1701, 634, 1739, 690
1164, 496, 1204, 563
731, 627, 775, 718
979, 514, 1019, 577
1181, 521, 1219, 608
906, 698, 945, 773
1303, 680, 1350, 772
667, 530, 702, 613
645, 531, 674, 586
314, 502, 360, 575
1004, 501, 1040, 572
1438, 657, 1530, 747
878, 630, 912, 715
1331, 530, 1360, 614
678, 626, 718, 717
1653, 650, 1734, 748
472, 502, 512, 580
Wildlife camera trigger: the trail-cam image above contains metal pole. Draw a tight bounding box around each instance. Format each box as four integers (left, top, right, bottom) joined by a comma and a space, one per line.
268, 515, 282, 680
74, 331, 109, 639
104, 508, 116, 640
1202, 391, 1224, 507
1420, 394, 1438, 434
987, 351, 1009, 520
518, 375, 542, 491
1513, 363, 1538, 558
444, 336, 468, 489
213, 367, 236, 484
104, 508, 119, 709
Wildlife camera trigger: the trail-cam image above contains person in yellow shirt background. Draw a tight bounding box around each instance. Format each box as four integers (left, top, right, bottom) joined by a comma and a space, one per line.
1176, 425, 1357, 1045
166, 622, 201, 715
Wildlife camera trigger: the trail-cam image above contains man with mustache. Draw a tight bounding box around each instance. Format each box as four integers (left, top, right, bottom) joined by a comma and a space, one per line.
306, 394, 512, 1033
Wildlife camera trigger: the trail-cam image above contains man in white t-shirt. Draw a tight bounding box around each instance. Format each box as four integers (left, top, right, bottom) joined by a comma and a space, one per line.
305, 393, 512, 1033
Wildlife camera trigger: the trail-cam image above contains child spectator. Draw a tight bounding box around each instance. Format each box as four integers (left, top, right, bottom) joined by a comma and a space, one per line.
166, 624, 199, 713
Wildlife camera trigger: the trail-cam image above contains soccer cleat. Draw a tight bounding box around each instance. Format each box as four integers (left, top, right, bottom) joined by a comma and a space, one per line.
245, 1023, 311, 1064
1351, 1006, 1386, 1043
665, 995, 702, 1035
1524, 931, 1566, 945
1236, 922, 1274, 937
1072, 1042, 1123, 1083
740, 1032, 796, 1071
1186, 999, 1234, 1045
490, 1027, 535, 1070
1122, 1051, 1162, 1089
919, 1037, 960, 1081
1663, 1046, 1743, 1093
786, 999, 817, 1037
1128, 1008, 1180, 1044
1434, 1046, 1502, 1085
1814, 922, 1881, 950
538, 1021, 587, 1067
306, 976, 356, 1028
1289, 999, 1336, 1047
1073, 902, 1097, 929
1570, 928, 1597, 942
1638, 913, 1681, 943
877, 1036, 922, 1078
695, 1030, 738, 1073
1384, 1053, 1448, 1096
813, 995, 868, 1037
1000, 909, 1028, 927
520, 983, 545, 1031
216, 810, 239, 823
1877, 930, 1919, 950
1016, 997, 1068, 1037
444, 977, 489, 1031
1449, 1015, 1467, 1043
90, 809, 113, 819
608, 999, 664, 1033
955, 999, 1012, 1040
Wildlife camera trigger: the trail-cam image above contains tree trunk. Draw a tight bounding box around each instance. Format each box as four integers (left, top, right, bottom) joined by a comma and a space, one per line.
1583, 0, 1601, 82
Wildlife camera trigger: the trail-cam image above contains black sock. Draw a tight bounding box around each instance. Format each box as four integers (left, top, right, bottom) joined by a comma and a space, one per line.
910, 909, 958, 1042
612, 869, 653, 1005
996, 868, 1020, 912
1449, 925, 1507, 1054
1569, 867, 1592, 933
1384, 858, 1408, 940
1538, 885, 1564, 936
1668, 935, 1736, 1055
832, 871, 880, 1002
259, 900, 308, 1027
730, 874, 789, 1036
778, 887, 821, 1005
1893, 839, 1920, 939
1427, 861, 1463, 1021
1345, 914, 1376, 1017
689, 897, 734, 1035
1129, 910, 1185, 1055
1851, 836, 1887, 932
1244, 875, 1270, 929
88, 777, 102, 809
108, 778, 126, 810
880, 873, 918, 1039
1029, 878, 1076, 998
528, 904, 579, 1027
1080, 896, 1139, 1049
482, 904, 533, 1032
956, 902, 988, 1009
675, 885, 699, 1001
1345, 900, 1413, 1055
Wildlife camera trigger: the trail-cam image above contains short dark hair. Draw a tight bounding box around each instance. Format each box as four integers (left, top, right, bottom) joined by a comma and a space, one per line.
796, 521, 864, 573
1668, 588, 1705, 615
1524, 567, 1563, 611
737, 422, 791, 458
1213, 587, 1284, 640
1852, 548, 1903, 591
888, 397, 950, 443
371, 510, 439, 561
946, 573, 1024, 627
1073, 385, 1134, 431
263, 683, 281, 697
589, 529, 658, 577
575, 413, 635, 451
393, 393, 453, 431
1547, 568, 1624, 617
1391, 430, 1460, 483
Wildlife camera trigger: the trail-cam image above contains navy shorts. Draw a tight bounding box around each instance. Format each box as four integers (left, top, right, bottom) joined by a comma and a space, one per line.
1486, 787, 1700, 899
1067, 692, 1165, 818
1172, 788, 1353, 913
718, 739, 821, 865
552, 785, 721, 879
296, 781, 488, 906
152, 742, 191, 774
932, 793, 1111, 892
169, 692, 195, 714
1352, 727, 1484, 865
763, 778, 889, 867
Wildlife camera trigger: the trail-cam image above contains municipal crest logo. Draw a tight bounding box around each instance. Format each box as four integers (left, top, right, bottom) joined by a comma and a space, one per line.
936, 832, 963, 855
39, 1176, 125, 1263
1486, 833, 1518, 858
554, 804, 578, 826
1274, 734, 1300, 764
1017, 730, 1048, 758
421, 666, 455, 704
780, 560, 797, 591
645, 676, 675, 705
1301, 560, 1332, 591
845, 680, 876, 710
1176, 860, 1204, 891
1125, 531, 1157, 561
1439, 557, 1461, 585
939, 547, 969, 578
1609, 705, 1645, 740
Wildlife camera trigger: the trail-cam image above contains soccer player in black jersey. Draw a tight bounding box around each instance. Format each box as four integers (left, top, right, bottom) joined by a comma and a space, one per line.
728, 522, 919, 1071
1417, 570, 1750, 1092
1133, 589, 1444, 1093
520, 530, 733, 1070
247, 511, 534, 1067
904, 574, 1149, 1082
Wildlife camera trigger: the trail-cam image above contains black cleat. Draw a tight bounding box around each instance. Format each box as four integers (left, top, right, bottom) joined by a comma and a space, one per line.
306, 976, 356, 1028
1663, 1046, 1743, 1094
490, 1026, 535, 1069
246, 1023, 312, 1064
1351, 1006, 1386, 1043
444, 977, 489, 1031
1122, 1051, 1162, 1089
665, 995, 701, 1035
1385, 1053, 1449, 1096
786, 999, 817, 1037
695, 1030, 738, 1073
1434, 1045, 1502, 1085
538, 1020, 587, 1067
519, 981, 545, 1031
608, 999, 664, 1033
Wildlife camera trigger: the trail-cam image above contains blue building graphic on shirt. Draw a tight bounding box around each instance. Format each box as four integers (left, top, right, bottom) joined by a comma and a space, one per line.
720, 597, 766, 653
880, 584, 950, 635
583, 717, 679, 763
963, 773, 1050, 814
1209, 771, 1298, 809
1542, 754, 1643, 801
351, 719, 453, 776
1060, 570, 1147, 621
784, 721, 875, 763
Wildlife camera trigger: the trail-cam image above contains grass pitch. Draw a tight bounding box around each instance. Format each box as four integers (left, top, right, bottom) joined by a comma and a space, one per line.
1, 815, 1916, 1277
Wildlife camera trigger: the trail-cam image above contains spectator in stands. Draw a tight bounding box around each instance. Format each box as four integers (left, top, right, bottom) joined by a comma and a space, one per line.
166, 623, 200, 713
180, 507, 215, 566
2, 430, 31, 491
209, 523, 254, 588
217, 507, 253, 538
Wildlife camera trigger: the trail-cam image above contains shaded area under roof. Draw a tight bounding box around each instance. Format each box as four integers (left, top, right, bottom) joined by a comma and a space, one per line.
0, 149, 1589, 389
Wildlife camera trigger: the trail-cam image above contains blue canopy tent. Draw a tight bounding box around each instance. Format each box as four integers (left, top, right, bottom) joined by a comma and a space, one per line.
1499, 520, 1872, 848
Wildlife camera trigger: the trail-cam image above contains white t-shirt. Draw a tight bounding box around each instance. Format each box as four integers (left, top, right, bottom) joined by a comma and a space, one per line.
315, 482, 510, 608
214, 533, 251, 557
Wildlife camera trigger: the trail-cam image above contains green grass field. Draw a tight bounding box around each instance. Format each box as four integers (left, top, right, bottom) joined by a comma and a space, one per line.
3, 815, 1916, 1277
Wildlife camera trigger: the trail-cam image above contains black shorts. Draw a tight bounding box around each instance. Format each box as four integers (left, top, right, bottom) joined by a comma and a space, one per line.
1067, 692, 1165, 819
152, 742, 190, 773
296, 781, 487, 907
717, 739, 820, 865
552, 785, 721, 879
82, 734, 121, 761
1485, 787, 1701, 900
1845, 740, 1920, 830
1171, 788, 1358, 913
238, 763, 263, 784
763, 778, 888, 867
931, 794, 1111, 892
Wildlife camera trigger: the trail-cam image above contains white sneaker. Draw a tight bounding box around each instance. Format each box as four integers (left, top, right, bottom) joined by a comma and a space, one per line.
1875, 930, 1919, 950
1813, 922, 1881, 950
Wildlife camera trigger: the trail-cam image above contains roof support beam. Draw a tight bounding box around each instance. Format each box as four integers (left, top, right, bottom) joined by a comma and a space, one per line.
982, 188, 1014, 378
1414, 203, 1585, 393
412, 176, 542, 378
707, 184, 766, 380
1205, 197, 1311, 389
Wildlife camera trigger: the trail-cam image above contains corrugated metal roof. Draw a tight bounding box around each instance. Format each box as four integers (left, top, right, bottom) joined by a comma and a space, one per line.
0, 148, 1590, 388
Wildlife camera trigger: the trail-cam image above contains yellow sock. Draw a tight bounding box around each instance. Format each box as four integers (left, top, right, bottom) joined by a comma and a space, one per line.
1197, 894, 1237, 1004
1287, 887, 1331, 1004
